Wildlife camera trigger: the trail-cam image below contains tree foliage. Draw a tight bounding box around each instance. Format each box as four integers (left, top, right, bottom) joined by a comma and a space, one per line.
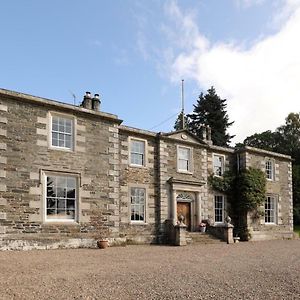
235, 168, 267, 212
187, 87, 234, 146
174, 111, 189, 131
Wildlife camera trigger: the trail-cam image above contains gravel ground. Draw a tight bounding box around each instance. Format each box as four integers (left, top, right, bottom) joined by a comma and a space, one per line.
0, 240, 300, 300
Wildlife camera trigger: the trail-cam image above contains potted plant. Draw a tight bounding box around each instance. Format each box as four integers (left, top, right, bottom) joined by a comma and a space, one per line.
199, 222, 207, 233
97, 239, 109, 249
96, 227, 109, 249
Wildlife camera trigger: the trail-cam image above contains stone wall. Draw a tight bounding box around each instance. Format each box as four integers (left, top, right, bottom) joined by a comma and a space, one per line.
0, 94, 121, 248
243, 149, 293, 240
118, 128, 157, 244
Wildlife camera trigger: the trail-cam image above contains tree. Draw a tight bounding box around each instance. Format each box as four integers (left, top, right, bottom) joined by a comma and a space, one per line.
187, 86, 234, 146
174, 111, 189, 131
243, 130, 282, 153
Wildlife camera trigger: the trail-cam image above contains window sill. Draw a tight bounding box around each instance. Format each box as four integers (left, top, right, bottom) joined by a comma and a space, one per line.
266, 177, 275, 181
213, 222, 225, 227
130, 221, 148, 226
49, 146, 74, 152
44, 220, 78, 225
129, 164, 147, 169
177, 170, 193, 175
213, 174, 224, 178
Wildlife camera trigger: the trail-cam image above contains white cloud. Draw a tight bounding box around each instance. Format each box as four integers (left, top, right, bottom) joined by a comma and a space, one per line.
234, 0, 266, 9
165, 0, 300, 143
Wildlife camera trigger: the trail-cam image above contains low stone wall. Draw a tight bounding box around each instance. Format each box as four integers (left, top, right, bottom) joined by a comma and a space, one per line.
0, 235, 154, 251
0, 237, 97, 251
207, 224, 234, 244
250, 230, 294, 241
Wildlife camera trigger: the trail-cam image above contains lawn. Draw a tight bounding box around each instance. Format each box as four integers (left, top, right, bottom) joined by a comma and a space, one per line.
295, 225, 300, 237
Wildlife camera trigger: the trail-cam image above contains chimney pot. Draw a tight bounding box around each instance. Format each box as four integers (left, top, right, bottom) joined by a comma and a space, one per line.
92, 93, 101, 111
81, 91, 92, 109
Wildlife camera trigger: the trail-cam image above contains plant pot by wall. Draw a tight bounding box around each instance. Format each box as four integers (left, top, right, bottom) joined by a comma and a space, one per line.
97, 240, 109, 249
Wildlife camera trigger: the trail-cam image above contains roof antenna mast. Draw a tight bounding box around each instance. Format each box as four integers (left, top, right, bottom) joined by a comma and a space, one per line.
69, 90, 77, 106
181, 79, 185, 129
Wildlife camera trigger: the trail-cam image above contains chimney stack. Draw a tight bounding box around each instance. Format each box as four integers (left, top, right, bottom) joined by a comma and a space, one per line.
206, 125, 213, 145
92, 93, 101, 111
81, 91, 92, 109
201, 124, 206, 140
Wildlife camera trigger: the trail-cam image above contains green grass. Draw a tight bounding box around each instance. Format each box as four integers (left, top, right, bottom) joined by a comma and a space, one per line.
294, 225, 300, 237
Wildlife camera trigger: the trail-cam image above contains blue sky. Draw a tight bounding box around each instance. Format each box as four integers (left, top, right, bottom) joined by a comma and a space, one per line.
1, 0, 300, 143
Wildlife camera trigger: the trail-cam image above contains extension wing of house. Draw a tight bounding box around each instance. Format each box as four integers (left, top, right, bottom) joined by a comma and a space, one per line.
0, 89, 294, 250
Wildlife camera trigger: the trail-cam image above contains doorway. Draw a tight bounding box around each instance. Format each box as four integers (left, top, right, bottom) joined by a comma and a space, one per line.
177, 201, 191, 231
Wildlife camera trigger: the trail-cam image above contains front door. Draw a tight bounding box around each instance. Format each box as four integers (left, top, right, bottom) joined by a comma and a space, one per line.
177, 202, 191, 231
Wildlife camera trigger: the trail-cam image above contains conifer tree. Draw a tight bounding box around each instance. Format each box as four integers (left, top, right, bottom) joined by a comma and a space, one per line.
187, 87, 234, 146
174, 111, 188, 131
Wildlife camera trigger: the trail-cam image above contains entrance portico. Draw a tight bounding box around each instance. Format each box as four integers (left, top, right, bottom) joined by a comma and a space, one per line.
167, 177, 206, 232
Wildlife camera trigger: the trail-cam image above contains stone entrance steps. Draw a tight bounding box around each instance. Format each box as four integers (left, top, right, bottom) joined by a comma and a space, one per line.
186, 232, 225, 244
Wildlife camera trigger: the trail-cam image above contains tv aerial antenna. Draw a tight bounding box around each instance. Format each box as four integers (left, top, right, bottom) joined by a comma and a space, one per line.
69, 90, 77, 106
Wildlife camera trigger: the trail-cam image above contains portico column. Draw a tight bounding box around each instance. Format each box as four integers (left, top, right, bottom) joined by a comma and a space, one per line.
172, 190, 177, 225
196, 192, 201, 227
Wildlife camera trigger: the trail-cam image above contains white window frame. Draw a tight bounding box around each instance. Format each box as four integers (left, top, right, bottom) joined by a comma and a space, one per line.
265, 195, 277, 224
43, 172, 79, 223
130, 186, 146, 224
129, 137, 147, 167
265, 159, 274, 181
214, 195, 225, 224
213, 154, 225, 177
177, 145, 193, 173
49, 112, 75, 151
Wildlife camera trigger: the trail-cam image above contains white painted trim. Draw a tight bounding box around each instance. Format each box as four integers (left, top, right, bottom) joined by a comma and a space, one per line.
176, 145, 193, 174
42, 171, 80, 223
265, 158, 275, 181
47, 111, 76, 152
212, 153, 225, 177
214, 194, 225, 224
128, 183, 148, 224
128, 136, 148, 168
264, 194, 278, 225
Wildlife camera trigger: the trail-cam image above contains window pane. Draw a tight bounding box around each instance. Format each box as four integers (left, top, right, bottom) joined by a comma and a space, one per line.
46, 175, 77, 221
51, 116, 73, 149
178, 159, 188, 171
215, 195, 224, 223
265, 196, 276, 223
178, 147, 190, 171
131, 188, 145, 222
214, 155, 224, 176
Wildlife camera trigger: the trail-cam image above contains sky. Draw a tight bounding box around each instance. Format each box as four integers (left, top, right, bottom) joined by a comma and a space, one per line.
1, 0, 300, 144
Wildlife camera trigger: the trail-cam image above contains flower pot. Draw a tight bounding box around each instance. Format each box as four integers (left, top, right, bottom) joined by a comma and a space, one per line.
97, 240, 109, 249
200, 226, 206, 233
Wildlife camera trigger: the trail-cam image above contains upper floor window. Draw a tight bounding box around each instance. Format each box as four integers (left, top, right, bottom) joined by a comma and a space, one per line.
130, 139, 146, 166
177, 146, 192, 172
46, 174, 77, 222
130, 187, 146, 222
51, 115, 73, 150
265, 195, 277, 224
213, 154, 225, 176
214, 195, 225, 223
265, 160, 274, 180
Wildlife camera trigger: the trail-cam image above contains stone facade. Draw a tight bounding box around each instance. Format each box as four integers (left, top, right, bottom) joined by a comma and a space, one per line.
0, 88, 294, 250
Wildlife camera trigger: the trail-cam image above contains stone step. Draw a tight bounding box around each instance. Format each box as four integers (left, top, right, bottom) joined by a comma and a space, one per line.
186, 232, 225, 244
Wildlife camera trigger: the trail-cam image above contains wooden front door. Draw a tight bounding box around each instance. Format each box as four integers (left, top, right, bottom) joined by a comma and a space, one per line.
177, 202, 191, 231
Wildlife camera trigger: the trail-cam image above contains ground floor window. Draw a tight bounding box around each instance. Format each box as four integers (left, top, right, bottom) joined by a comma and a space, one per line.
130, 187, 145, 222
214, 195, 225, 223
265, 196, 277, 224
46, 174, 77, 221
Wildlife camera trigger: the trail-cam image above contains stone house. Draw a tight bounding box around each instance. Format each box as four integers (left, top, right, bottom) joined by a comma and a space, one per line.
0, 89, 294, 250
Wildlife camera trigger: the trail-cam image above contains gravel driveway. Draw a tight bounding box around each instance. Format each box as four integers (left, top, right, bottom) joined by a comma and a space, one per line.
0, 240, 299, 300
